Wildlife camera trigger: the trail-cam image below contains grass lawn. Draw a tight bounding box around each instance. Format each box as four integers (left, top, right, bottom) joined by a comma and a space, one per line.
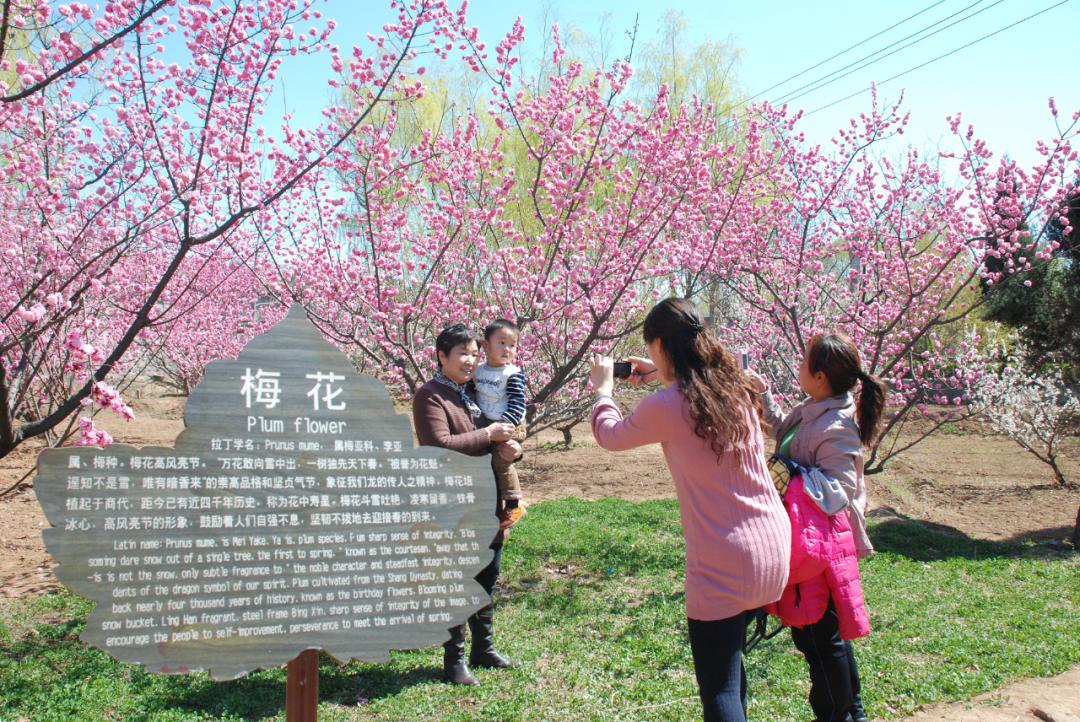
1, 498, 1078, 721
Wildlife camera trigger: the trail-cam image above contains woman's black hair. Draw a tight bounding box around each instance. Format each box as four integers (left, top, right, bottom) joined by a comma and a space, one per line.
435, 323, 481, 367
805, 333, 887, 446
643, 298, 761, 455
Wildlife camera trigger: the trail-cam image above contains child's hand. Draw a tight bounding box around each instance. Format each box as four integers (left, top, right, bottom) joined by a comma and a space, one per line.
625, 355, 657, 387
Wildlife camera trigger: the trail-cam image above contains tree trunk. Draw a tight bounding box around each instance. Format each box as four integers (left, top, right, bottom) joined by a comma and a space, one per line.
1072, 504, 1080, 551
1048, 456, 1069, 488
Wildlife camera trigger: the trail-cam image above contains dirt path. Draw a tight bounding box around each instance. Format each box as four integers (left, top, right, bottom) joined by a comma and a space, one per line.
899, 666, 1080, 721
520, 418, 1080, 544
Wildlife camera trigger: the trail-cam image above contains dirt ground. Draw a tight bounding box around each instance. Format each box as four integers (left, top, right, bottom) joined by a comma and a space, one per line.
1, 392, 1078, 720
900, 666, 1080, 722
521, 416, 1080, 543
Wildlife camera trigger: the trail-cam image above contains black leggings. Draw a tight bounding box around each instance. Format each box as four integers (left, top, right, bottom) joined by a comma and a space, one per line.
687, 613, 748, 722
790, 602, 864, 722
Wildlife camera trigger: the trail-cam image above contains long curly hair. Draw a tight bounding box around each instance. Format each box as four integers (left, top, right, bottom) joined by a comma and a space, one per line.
643, 298, 762, 456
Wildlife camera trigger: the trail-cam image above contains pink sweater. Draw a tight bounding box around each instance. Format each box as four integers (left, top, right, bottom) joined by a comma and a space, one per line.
591, 386, 791, 620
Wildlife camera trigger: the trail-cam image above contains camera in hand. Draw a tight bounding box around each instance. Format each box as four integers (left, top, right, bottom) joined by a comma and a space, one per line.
612, 361, 633, 379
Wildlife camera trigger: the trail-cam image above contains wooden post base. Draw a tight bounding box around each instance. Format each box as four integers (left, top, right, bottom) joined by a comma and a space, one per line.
286, 649, 320, 722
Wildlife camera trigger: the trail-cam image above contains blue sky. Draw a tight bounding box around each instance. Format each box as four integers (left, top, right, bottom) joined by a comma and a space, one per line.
274, 0, 1079, 169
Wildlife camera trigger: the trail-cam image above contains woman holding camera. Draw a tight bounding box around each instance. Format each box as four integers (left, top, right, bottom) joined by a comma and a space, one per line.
589, 298, 790, 722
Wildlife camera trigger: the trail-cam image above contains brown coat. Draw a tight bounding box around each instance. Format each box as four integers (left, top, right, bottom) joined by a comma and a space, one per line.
412, 378, 507, 543
412, 379, 491, 456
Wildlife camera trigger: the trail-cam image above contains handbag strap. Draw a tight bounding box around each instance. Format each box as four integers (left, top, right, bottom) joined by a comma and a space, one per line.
778, 421, 800, 457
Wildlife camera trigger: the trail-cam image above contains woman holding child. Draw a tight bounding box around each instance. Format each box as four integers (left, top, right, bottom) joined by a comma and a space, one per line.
412, 323, 521, 686
589, 298, 791, 722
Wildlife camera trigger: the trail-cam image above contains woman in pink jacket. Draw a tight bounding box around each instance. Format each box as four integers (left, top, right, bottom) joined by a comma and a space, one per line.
589, 298, 790, 722
749, 333, 886, 722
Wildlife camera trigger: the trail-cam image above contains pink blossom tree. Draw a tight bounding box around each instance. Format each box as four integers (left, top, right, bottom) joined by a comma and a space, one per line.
132, 247, 285, 395
276, 25, 767, 439
702, 94, 1079, 472
0, 0, 473, 457
7, 1, 1075, 473
275, 24, 1079, 457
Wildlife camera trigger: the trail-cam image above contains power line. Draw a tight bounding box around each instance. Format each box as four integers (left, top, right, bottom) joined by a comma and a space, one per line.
747, 0, 949, 101
804, 0, 1073, 117
773, 0, 1006, 107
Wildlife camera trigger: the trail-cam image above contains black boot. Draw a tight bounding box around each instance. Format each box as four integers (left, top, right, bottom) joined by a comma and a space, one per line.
468, 605, 514, 669
443, 625, 478, 685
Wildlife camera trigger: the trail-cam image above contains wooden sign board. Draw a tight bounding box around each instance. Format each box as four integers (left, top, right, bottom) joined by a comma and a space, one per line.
34, 305, 499, 681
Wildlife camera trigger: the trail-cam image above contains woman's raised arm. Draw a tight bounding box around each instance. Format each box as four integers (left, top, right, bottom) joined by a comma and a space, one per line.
591, 392, 673, 451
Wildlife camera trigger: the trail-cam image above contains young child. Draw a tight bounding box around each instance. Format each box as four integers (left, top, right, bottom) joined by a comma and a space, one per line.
749, 332, 886, 722
473, 319, 528, 529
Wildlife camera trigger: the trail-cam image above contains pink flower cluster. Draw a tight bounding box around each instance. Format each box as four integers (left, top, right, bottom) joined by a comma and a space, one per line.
74, 417, 114, 447
88, 382, 135, 422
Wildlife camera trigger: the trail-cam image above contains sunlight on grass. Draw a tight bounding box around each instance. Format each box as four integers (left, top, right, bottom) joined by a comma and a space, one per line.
1, 498, 1077, 721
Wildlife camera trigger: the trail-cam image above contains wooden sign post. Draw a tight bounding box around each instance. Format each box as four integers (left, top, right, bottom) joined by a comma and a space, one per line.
33, 306, 500, 716
286, 650, 319, 722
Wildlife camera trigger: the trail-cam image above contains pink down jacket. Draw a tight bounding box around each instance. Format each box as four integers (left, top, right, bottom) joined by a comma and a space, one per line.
764, 473, 871, 640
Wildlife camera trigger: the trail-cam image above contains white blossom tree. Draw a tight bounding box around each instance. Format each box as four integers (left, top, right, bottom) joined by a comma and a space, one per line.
970, 344, 1077, 488
969, 342, 1078, 545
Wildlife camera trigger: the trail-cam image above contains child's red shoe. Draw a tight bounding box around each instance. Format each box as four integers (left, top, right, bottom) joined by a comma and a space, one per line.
498, 504, 526, 529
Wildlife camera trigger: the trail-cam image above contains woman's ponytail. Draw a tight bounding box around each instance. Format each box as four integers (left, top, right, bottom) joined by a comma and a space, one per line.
807, 333, 887, 447
855, 371, 886, 446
